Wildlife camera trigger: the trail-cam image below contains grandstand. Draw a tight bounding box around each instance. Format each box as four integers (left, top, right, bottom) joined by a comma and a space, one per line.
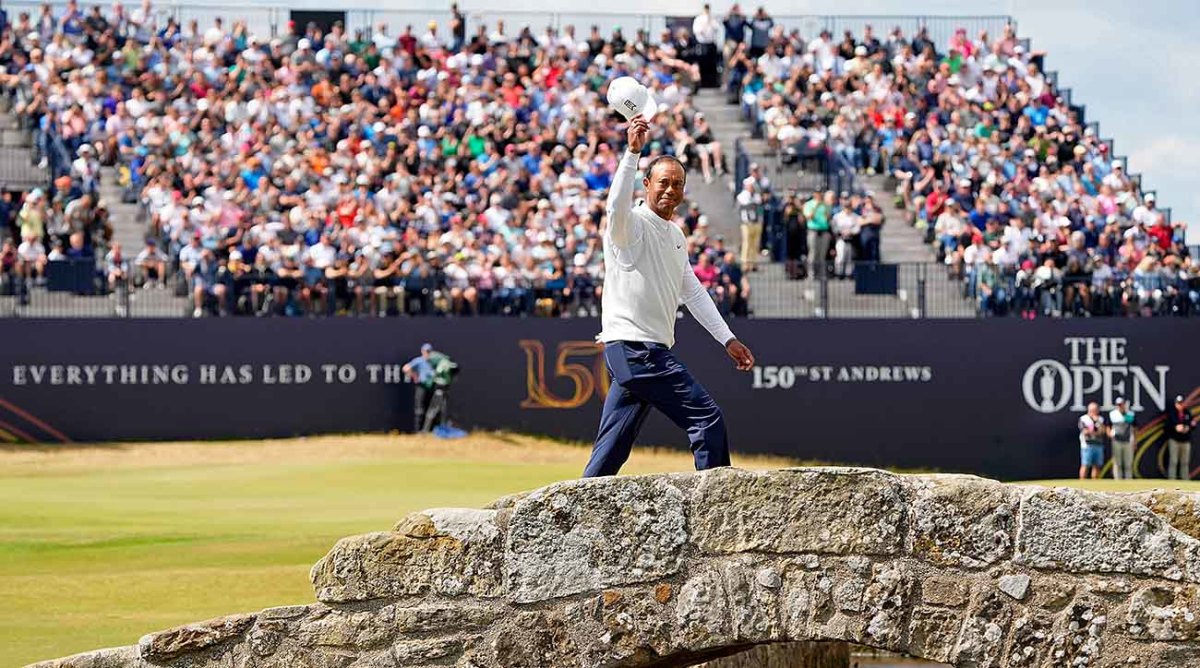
0, 3, 1192, 319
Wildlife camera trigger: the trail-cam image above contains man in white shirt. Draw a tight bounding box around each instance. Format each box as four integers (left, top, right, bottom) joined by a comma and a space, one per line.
692, 4, 720, 87
584, 116, 755, 478
736, 180, 763, 270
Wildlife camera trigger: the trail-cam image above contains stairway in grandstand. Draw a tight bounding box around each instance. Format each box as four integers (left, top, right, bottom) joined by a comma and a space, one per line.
691, 88, 975, 318
0, 99, 47, 190
0, 103, 188, 318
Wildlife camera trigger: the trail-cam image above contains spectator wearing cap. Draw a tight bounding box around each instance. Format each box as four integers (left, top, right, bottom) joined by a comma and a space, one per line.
1108, 398, 1136, 480
1163, 395, 1198, 480
402, 343, 437, 433
1078, 402, 1106, 480
735, 180, 763, 271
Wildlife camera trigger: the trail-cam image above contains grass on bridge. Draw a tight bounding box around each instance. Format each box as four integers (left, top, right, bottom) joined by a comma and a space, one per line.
3, 434, 1198, 666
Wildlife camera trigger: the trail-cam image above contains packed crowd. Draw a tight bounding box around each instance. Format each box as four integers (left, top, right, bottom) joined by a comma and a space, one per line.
725, 8, 1192, 316
0, 2, 750, 317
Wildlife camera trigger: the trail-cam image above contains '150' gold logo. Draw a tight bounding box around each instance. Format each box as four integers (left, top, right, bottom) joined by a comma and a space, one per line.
519, 340, 610, 409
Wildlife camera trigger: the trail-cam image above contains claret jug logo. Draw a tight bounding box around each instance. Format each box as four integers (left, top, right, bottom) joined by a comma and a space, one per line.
1022, 337, 1169, 414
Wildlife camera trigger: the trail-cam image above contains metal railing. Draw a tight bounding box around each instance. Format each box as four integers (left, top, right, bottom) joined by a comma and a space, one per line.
9, 258, 1200, 320
1, 260, 132, 318
747, 261, 976, 319
747, 261, 1200, 320
963, 270, 1200, 319
2, 4, 1012, 45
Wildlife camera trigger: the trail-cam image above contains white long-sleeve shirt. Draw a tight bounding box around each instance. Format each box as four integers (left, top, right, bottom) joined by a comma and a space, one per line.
598, 150, 736, 349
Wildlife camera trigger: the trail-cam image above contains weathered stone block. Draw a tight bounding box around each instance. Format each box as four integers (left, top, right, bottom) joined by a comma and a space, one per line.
675, 567, 733, 651
310, 508, 504, 603
861, 562, 915, 650
922, 576, 972, 608
392, 638, 464, 664
394, 605, 498, 633
1003, 611, 1055, 667
721, 558, 784, 643
1124, 586, 1200, 641
912, 477, 1017, 568
690, 468, 908, 556
907, 607, 963, 663
951, 590, 1014, 668
297, 608, 396, 649
998, 574, 1032, 601
1016, 489, 1178, 577
589, 586, 675, 663
504, 476, 688, 603
137, 613, 256, 662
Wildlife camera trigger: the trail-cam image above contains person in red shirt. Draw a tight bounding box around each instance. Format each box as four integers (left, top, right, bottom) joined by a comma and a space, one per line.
397, 25, 417, 56
1148, 219, 1173, 252
499, 72, 524, 108
924, 181, 948, 221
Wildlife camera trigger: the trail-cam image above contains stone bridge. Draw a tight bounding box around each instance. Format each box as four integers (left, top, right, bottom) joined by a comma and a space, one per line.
29, 468, 1200, 668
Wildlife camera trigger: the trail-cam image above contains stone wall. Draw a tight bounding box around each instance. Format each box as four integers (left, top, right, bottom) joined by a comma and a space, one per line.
27, 468, 1200, 668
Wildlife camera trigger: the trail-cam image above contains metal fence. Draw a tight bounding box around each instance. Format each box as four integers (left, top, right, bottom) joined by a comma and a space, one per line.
3, 2, 1011, 44
747, 261, 975, 319
8, 259, 1200, 320
963, 270, 1200, 319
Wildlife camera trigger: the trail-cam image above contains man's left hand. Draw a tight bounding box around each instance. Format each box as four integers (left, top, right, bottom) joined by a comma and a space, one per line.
726, 339, 755, 371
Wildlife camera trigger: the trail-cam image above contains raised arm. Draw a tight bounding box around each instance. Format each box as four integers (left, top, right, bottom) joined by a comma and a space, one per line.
604, 116, 649, 249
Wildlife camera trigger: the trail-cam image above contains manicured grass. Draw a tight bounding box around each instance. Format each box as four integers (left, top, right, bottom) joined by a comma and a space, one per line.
4, 434, 1199, 666
1, 434, 790, 666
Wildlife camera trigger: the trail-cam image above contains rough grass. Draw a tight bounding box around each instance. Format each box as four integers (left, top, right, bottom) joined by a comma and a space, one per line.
5, 433, 1200, 667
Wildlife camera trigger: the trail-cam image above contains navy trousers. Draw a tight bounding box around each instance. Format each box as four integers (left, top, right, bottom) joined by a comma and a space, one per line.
583, 341, 731, 477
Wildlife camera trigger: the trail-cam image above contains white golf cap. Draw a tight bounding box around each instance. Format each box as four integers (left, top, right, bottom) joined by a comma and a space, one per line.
606, 76, 658, 121
1115, 397, 1126, 404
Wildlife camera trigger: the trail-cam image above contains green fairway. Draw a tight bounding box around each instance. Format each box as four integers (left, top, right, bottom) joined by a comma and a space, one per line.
1, 434, 787, 666
4, 435, 1200, 667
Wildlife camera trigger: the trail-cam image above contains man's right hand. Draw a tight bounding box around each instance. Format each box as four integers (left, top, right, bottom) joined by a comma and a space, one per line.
627, 116, 649, 154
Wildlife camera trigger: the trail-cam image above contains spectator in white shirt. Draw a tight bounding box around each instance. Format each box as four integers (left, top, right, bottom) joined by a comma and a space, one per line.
18, 238, 49, 279
421, 21, 441, 49
832, 202, 861, 278
735, 180, 762, 271
105, 242, 129, 290
1131, 193, 1160, 227
135, 239, 168, 287
696, 4, 720, 88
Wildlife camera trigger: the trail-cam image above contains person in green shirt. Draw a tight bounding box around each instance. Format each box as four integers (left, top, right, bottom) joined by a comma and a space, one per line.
402, 343, 460, 432
803, 190, 834, 279
348, 30, 371, 57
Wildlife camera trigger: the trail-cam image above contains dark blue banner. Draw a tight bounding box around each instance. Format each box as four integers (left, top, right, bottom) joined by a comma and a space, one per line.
1, 319, 1196, 480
